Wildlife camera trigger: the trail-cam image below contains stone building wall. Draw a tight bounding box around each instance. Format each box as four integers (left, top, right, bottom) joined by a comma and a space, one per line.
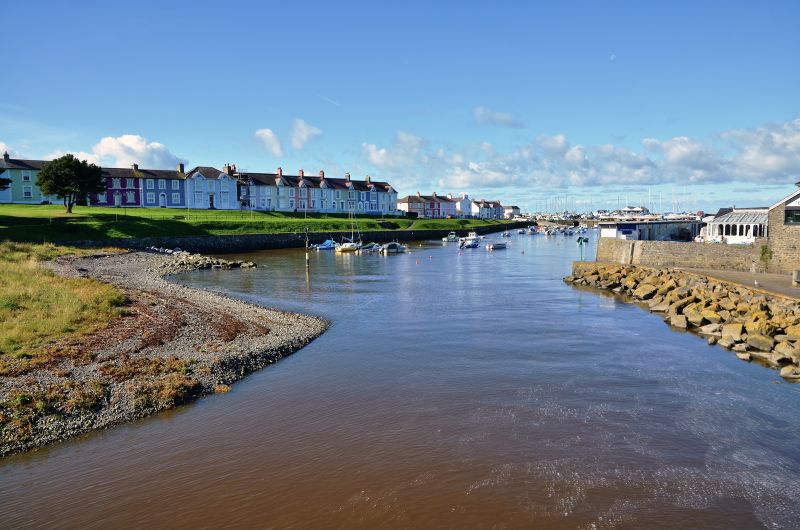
767, 203, 800, 273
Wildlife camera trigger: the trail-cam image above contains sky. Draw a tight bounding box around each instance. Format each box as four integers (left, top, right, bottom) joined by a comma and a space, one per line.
1, 0, 799, 213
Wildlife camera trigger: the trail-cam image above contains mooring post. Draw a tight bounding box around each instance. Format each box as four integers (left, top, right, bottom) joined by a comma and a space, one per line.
304, 227, 310, 270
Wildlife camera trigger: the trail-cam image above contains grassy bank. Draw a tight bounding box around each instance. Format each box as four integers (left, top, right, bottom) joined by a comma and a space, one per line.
0, 205, 509, 243
0, 242, 126, 376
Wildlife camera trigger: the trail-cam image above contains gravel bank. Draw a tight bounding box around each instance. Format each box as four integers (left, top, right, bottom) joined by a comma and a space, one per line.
0, 251, 328, 458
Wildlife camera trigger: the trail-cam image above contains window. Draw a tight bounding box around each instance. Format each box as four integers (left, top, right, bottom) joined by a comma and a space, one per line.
335, 190, 341, 199
172, 180, 180, 190
22, 171, 31, 182
23, 186, 32, 198
321, 200, 326, 209
371, 202, 377, 211
221, 181, 229, 191
358, 202, 363, 210
785, 210, 800, 224
158, 180, 166, 189
172, 193, 180, 203
289, 199, 295, 209
194, 191, 204, 205
113, 178, 121, 188
147, 179, 154, 189
311, 200, 316, 208
220, 191, 229, 205
289, 188, 295, 197
348, 191, 355, 199
126, 192, 135, 203
147, 192, 155, 203
96, 193, 106, 204
360, 192, 366, 201
340, 201, 345, 210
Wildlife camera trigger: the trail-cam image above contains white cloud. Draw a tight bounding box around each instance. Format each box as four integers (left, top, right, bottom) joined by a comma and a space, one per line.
0, 142, 15, 156
362, 131, 426, 171
255, 128, 284, 157
473, 106, 524, 128
46, 134, 184, 168
537, 133, 569, 154
290, 118, 322, 150
722, 117, 800, 181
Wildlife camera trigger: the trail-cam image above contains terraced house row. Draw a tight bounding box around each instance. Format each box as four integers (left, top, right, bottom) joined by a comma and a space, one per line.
398, 192, 507, 219
0, 153, 400, 214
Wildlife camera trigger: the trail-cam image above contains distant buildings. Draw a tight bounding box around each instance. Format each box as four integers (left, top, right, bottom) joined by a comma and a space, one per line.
397, 192, 507, 219
0, 153, 400, 215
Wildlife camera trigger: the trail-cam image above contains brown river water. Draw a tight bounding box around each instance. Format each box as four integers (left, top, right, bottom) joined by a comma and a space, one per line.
1, 232, 799, 528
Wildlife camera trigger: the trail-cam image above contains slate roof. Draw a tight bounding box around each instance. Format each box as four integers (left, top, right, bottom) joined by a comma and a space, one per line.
186, 166, 225, 179
0, 157, 46, 171
239, 172, 393, 193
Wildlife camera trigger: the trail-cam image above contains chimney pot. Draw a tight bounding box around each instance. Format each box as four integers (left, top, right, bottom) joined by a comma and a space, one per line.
345, 172, 351, 181
365, 175, 371, 184
131, 163, 139, 171
177, 163, 185, 173
319, 170, 325, 178
277, 167, 283, 176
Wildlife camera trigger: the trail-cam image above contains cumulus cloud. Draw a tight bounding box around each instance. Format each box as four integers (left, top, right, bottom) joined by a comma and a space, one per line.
362, 117, 800, 197
0, 142, 15, 156
46, 134, 185, 168
290, 118, 322, 150
255, 128, 284, 157
473, 106, 524, 128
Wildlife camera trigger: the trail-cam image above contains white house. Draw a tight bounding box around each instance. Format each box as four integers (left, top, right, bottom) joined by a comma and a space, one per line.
504, 205, 521, 219
185, 165, 240, 210
448, 193, 472, 218
471, 199, 504, 219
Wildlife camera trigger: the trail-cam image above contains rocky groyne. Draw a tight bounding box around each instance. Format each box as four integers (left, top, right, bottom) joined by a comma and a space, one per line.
566, 262, 800, 380
145, 246, 257, 275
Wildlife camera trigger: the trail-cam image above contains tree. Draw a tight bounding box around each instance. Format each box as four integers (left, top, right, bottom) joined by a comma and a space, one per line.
36, 154, 104, 213
0, 173, 10, 192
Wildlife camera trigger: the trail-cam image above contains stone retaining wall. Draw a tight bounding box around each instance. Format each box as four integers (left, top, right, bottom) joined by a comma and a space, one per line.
67, 222, 529, 254
767, 203, 800, 273
596, 238, 763, 272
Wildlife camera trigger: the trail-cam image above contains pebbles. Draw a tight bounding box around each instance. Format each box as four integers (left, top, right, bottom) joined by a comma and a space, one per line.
566, 263, 800, 379
1, 252, 327, 458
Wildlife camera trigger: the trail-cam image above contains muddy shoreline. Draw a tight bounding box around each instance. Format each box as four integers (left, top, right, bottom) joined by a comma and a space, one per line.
0, 251, 328, 458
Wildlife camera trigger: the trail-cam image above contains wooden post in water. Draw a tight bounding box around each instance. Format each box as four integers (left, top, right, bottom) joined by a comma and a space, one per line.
304, 227, 310, 271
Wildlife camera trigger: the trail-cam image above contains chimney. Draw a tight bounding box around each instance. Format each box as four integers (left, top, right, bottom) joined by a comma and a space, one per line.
177, 163, 185, 173
365, 175, 371, 184
447, 193, 453, 199
345, 172, 351, 182
3, 151, 9, 163
319, 170, 325, 178
277, 167, 283, 177
432, 191, 437, 198
131, 163, 139, 171
223, 164, 231, 175
298, 169, 304, 177
416, 191, 421, 197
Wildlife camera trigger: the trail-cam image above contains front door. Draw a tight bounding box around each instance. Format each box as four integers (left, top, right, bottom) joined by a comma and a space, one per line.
159, 193, 166, 207
209, 194, 215, 209
114, 193, 121, 207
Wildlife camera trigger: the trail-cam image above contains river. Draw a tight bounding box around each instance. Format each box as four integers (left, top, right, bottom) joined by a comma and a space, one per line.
2, 231, 799, 528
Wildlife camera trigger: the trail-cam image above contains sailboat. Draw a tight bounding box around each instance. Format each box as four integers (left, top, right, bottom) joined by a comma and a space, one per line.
336, 207, 362, 252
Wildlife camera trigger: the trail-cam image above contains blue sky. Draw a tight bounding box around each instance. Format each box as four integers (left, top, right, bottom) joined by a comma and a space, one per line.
2, 0, 799, 213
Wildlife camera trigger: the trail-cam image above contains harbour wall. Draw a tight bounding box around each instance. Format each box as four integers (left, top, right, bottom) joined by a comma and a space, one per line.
66, 222, 530, 254
595, 237, 766, 272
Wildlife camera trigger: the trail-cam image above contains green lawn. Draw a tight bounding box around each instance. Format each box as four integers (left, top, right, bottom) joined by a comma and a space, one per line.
0, 204, 508, 243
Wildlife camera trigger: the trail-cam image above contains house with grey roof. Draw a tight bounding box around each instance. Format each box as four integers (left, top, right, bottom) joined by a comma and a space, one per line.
704, 207, 768, 244
185, 165, 239, 210
0, 152, 58, 204
237, 167, 398, 215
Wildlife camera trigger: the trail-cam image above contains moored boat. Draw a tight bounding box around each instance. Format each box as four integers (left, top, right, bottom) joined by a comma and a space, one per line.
359, 242, 382, 252
487, 241, 507, 250
442, 231, 459, 242
313, 239, 339, 250
380, 241, 407, 254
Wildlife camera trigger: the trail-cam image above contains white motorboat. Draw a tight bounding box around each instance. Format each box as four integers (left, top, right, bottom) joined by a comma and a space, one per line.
487, 241, 507, 250
359, 242, 382, 252
517, 229, 526, 234
380, 241, 407, 254
442, 231, 459, 242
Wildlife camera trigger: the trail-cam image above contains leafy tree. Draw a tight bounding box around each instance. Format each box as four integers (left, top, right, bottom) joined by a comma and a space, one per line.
0, 173, 10, 192
36, 155, 104, 213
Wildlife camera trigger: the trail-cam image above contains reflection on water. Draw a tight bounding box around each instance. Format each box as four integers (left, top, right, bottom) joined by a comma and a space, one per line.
1, 232, 799, 529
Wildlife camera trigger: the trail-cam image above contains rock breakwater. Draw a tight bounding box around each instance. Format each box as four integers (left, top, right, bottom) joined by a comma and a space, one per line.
145, 246, 257, 275
566, 263, 800, 380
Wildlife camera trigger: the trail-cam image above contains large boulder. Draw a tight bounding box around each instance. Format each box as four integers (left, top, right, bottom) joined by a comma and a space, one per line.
701, 309, 722, 324
670, 315, 688, 329
784, 324, 800, 341
721, 322, 744, 342
633, 283, 658, 300
746, 334, 775, 352
780, 365, 800, 380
